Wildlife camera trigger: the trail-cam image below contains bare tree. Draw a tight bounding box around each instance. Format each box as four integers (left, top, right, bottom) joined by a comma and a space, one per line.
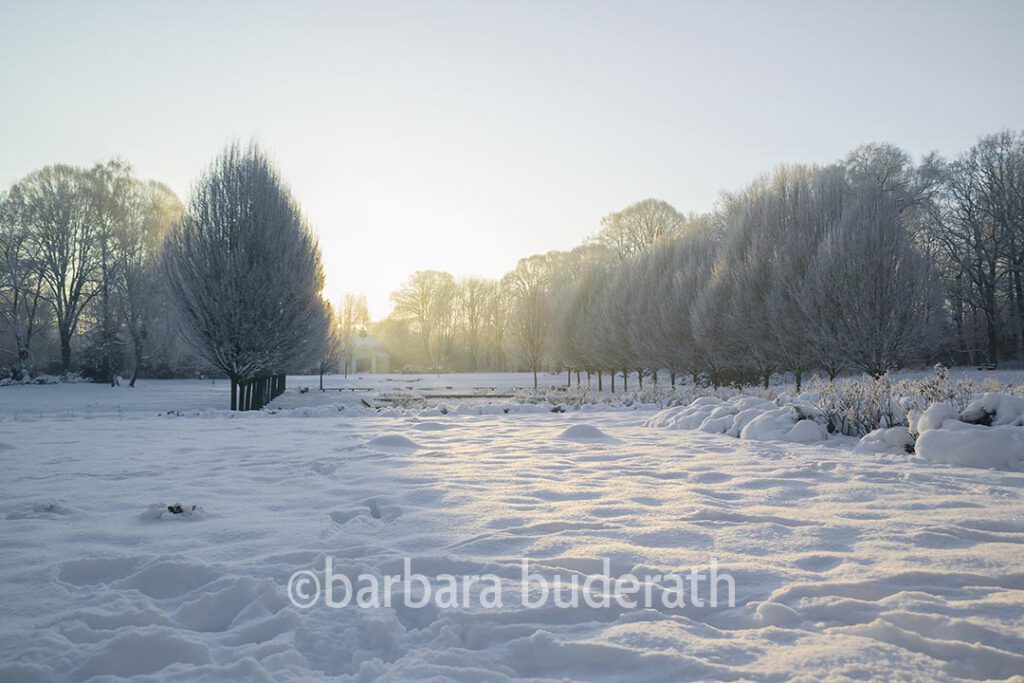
317, 301, 343, 390
457, 277, 492, 372
14, 165, 101, 372
390, 270, 456, 372
0, 190, 49, 379
162, 142, 327, 409
116, 180, 182, 386
928, 141, 1012, 366
337, 292, 369, 376
594, 198, 684, 260
504, 254, 556, 389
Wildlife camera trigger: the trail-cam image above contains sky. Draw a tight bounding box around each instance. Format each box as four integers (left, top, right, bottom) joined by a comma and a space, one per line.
2, 0, 1022, 319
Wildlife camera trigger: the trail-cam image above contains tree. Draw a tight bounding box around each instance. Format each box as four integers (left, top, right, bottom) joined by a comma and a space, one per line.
594, 198, 684, 260
317, 301, 343, 390
116, 180, 182, 386
390, 270, 456, 372
14, 165, 101, 372
457, 277, 491, 372
810, 186, 946, 376
337, 292, 369, 376
162, 142, 327, 409
0, 190, 49, 379
504, 254, 556, 389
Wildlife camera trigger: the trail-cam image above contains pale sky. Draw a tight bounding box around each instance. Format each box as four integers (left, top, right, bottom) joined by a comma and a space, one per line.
2, 0, 1022, 318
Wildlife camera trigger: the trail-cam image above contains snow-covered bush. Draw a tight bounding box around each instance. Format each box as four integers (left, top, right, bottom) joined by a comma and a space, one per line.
893, 364, 977, 415
0, 372, 88, 387
514, 382, 781, 410
813, 375, 906, 436
855, 427, 915, 454
909, 393, 1024, 470
646, 395, 828, 443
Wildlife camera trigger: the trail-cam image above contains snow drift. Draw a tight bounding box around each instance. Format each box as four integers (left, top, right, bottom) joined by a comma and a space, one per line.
910, 394, 1024, 470
646, 396, 828, 443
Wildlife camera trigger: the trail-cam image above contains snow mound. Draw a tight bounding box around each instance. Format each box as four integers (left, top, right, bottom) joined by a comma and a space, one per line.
916, 424, 1024, 470
739, 403, 827, 443
557, 424, 618, 442
366, 434, 420, 450
856, 427, 915, 454
910, 394, 1024, 470
647, 396, 827, 443
960, 393, 1024, 427
911, 402, 960, 435
411, 421, 454, 431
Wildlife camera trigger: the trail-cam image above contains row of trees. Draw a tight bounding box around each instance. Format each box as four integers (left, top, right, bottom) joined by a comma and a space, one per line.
381, 132, 1024, 388
0, 162, 185, 383
4, 132, 1020, 392
1, 143, 332, 409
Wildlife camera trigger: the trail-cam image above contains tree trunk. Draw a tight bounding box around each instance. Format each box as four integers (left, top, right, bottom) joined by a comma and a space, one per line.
597, 370, 602, 392
60, 331, 72, 373
987, 310, 999, 368
670, 371, 676, 387
622, 370, 628, 392
795, 367, 803, 393
1014, 268, 1024, 360
637, 369, 643, 389
533, 368, 538, 391
230, 377, 238, 411
610, 372, 615, 393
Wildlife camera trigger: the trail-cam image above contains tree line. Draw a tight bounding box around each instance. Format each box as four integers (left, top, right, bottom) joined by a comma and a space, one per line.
4, 132, 1021, 393
380, 131, 1024, 389
1, 143, 330, 410
0, 161, 186, 383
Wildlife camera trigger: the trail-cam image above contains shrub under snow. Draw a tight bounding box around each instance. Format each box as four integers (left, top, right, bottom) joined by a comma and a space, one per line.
910, 393, 1024, 470
854, 426, 915, 454
646, 396, 828, 444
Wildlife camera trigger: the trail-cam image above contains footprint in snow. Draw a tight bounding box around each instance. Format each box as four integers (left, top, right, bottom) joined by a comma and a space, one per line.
6, 500, 75, 519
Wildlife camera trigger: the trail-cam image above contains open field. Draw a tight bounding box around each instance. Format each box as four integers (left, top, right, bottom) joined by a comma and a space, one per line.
1, 375, 1023, 681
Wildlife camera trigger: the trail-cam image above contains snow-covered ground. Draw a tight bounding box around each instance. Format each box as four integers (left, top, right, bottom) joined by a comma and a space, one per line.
1, 375, 1023, 681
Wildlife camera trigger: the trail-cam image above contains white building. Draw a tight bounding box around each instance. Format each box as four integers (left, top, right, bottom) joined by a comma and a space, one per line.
345, 333, 391, 374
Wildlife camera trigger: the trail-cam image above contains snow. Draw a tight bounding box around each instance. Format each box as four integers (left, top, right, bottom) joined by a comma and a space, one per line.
961, 392, 1024, 427
916, 422, 1024, 470
646, 396, 828, 444
910, 394, 1024, 470
1, 375, 1024, 680
912, 402, 961, 435
557, 424, 618, 442
855, 426, 915, 454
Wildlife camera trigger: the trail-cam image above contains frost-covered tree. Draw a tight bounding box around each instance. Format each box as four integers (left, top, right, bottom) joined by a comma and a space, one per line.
391, 270, 456, 372
11, 165, 102, 372
457, 277, 491, 372
317, 301, 343, 390
505, 253, 556, 389
163, 142, 327, 409
116, 179, 183, 386
0, 190, 49, 379
594, 198, 684, 261
927, 132, 1023, 366
809, 186, 945, 376
338, 292, 369, 376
